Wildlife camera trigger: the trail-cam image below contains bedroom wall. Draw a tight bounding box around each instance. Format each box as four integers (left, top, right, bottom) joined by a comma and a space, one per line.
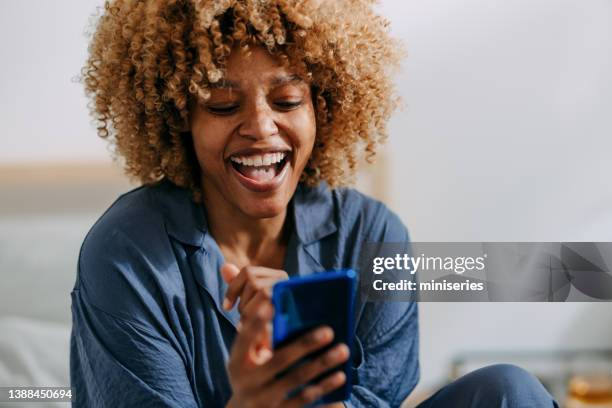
1, 0, 611, 395
377, 0, 612, 393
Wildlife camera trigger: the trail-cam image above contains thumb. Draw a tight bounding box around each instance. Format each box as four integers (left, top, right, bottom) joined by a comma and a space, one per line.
220, 263, 241, 284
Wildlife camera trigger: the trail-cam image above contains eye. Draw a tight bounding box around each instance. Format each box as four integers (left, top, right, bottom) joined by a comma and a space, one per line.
274, 100, 303, 111
205, 104, 239, 116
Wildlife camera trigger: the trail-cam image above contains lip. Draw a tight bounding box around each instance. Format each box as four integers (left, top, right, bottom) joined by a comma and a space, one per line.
229, 154, 291, 193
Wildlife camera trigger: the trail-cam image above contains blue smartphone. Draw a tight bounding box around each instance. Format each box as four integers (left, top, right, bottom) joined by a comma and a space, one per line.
271, 269, 356, 404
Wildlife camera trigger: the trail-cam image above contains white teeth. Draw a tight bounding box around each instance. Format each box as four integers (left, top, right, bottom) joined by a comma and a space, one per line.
230, 152, 287, 167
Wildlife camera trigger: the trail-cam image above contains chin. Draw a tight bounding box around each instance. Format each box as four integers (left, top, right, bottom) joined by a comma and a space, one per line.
239, 198, 288, 219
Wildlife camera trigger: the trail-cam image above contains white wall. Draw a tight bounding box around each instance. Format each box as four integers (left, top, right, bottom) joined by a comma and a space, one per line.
378, 0, 612, 390
0, 0, 108, 163
381, 0, 612, 242
1, 0, 611, 393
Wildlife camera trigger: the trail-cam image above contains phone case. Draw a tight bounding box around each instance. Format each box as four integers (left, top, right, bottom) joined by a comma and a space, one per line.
272, 269, 356, 404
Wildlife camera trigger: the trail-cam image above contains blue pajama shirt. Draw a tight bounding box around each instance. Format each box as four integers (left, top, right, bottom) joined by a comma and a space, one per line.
70, 179, 420, 407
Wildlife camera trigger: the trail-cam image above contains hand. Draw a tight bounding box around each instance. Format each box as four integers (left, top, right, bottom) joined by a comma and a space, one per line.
221, 263, 289, 316
225, 292, 349, 408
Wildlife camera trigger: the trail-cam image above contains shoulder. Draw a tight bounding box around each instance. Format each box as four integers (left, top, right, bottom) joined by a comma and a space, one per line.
75, 180, 191, 318
80, 181, 169, 259
334, 187, 410, 242
81, 178, 199, 252
296, 183, 410, 243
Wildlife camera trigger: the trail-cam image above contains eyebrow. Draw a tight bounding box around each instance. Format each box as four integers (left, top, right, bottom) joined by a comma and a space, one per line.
270, 74, 303, 87
208, 74, 304, 90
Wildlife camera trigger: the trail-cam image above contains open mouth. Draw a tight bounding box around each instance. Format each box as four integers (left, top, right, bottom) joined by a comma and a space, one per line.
229, 151, 290, 185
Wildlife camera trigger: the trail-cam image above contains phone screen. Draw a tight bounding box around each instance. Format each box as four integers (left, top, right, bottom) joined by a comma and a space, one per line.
272, 269, 356, 404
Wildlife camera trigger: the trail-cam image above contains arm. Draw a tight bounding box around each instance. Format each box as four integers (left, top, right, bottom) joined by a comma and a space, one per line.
71, 287, 199, 408
343, 301, 419, 408
344, 204, 420, 408
70, 227, 199, 408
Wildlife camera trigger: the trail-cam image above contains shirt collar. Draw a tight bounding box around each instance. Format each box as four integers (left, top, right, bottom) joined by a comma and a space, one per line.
156, 178, 338, 247
290, 181, 338, 245
154, 179, 207, 247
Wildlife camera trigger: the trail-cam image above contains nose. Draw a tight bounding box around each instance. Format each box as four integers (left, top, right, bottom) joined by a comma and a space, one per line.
238, 101, 279, 140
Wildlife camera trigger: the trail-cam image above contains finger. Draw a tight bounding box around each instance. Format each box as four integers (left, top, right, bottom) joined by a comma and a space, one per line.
220, 263, 241, 284
229, 299, 273, 367
250, 336, 273, 366
240, 291, 272, 319
237, 284, 257, 315
283, 371, 347, 408
268, 343, 349, 402
226, 266, 282, 311
223, 268, 249, 310
240, 293, 274, 351
238, 277, 282, 315
248, 309, 274, 366
263, 321, 272, 352
249, 325, 334, 387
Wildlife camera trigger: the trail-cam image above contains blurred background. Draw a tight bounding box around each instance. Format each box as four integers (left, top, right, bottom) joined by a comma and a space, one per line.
1, 0, 611, 407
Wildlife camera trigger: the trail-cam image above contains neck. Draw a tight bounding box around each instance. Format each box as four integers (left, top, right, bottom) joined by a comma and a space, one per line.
202, 187, 289, 269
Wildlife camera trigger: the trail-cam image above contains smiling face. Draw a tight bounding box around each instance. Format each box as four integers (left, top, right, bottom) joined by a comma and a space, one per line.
190, 46, 316, 219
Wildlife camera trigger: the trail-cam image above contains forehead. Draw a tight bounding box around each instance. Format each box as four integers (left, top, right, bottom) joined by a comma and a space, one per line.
225, 46, 282, 70
216, 46, 303, 88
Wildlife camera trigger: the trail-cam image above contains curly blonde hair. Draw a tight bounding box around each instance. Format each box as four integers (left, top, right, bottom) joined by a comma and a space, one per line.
84, 0, 403, 201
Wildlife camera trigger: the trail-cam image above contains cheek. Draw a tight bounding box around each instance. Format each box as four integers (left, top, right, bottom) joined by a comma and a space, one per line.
191, 121, 229, 165
289, 108, 317, 153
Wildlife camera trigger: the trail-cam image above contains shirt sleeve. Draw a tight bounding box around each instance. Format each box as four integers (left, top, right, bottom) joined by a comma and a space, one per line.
344, 204, 420, 408
344, 301, 419, 408
71, 289, 198, 408
70, 227, 199, 408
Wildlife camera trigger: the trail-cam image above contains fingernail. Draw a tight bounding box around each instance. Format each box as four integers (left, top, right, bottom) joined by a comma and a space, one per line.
333, 371, 347, 384
303, 386, 321, 401
329, 344, 349, 360
222, 298, 231, 310
314, 327, 332, 342
328, 348, 341, 360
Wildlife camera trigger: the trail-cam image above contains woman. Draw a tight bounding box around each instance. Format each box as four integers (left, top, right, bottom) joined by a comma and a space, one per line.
71, 1, 558, 407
